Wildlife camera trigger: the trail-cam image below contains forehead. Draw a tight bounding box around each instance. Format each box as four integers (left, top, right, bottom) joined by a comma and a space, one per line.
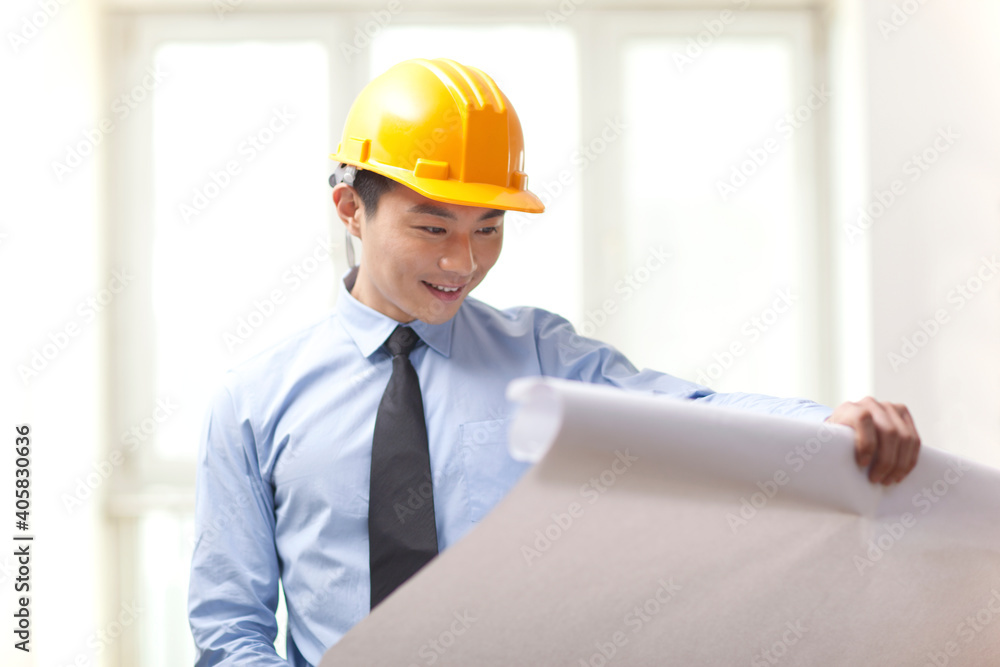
384, 183, 504, 222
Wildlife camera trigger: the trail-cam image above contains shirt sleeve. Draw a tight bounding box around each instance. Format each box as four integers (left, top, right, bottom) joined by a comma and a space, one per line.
532, 308, 834, 423
188, 380, 289, 666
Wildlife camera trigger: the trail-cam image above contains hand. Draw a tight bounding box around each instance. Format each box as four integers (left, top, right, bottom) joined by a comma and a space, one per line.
825, 397, 921, 485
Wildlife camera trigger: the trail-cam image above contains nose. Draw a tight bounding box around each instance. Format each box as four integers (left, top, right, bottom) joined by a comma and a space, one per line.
438, 233, 476, 277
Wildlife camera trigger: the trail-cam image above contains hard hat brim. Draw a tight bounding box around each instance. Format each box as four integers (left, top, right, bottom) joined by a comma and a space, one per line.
329, 155, 545, 214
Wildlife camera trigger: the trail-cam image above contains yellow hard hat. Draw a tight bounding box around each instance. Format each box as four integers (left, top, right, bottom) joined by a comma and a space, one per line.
329, 58, 544, 214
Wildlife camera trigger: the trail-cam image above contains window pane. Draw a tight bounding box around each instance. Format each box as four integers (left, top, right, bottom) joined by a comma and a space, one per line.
617, 37, 812, 397
138, 513, 196, 666
370, 26, 582, 321
137, 512, 288, 664
151, 41, 331, 460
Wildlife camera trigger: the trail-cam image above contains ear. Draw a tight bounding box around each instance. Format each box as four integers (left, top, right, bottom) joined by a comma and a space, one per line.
332, 183, 365, 240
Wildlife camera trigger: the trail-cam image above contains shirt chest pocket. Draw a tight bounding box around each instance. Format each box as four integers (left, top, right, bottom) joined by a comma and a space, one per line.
458, 418, 530, 523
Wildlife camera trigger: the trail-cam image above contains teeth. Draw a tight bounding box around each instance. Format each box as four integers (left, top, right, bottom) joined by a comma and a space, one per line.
428, 282, 460, 293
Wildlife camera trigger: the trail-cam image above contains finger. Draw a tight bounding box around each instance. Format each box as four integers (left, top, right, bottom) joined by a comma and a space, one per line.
878, 403, 913, 483
861, 398, 901, 485
890, 403, 921, 482
839, 402, 878, 470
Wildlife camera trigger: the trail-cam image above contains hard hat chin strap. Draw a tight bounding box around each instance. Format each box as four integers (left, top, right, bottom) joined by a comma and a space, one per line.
345, 228, 357, 269
329, 163, 360, 268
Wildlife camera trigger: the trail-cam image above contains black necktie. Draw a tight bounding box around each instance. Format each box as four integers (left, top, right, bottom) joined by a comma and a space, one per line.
369, 325, 439, 609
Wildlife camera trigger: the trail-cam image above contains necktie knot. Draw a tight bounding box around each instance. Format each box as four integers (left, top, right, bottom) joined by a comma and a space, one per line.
385, 325, 420, 358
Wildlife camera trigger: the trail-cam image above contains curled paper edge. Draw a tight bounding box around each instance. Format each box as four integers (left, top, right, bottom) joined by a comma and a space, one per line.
505, 377, 563, 462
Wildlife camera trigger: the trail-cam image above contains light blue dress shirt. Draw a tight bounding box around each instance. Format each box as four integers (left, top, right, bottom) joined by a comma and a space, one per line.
188, 266, 833, 666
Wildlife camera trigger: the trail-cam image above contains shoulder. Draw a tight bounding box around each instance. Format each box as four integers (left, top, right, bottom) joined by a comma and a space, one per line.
219, 310, 339, 404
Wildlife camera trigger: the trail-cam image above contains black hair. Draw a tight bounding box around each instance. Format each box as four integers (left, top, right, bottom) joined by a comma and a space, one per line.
352, 169, 397, 220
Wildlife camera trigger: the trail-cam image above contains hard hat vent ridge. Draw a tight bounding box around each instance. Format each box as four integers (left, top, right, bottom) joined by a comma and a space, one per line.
419, 58, 507, 113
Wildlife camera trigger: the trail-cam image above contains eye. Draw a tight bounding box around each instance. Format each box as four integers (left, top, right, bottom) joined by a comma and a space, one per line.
420, 226, 446, 235
477, 226, 500, 235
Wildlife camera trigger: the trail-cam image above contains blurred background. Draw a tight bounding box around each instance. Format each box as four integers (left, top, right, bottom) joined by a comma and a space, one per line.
2, 0, 998, 664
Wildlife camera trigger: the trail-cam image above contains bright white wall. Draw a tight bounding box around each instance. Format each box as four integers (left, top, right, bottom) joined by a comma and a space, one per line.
858, 0, 1000, 467
2, 0, 108, 666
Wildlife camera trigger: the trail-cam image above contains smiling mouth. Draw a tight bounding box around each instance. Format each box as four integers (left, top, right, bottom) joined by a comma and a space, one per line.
422, 281, 466, 293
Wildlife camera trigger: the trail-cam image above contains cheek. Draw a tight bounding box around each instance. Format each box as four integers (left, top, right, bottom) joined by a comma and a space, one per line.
381, 238, 430, 288
370, 234, 410, 267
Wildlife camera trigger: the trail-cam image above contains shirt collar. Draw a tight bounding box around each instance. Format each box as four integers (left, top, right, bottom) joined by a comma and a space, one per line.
335, 265, 454, 359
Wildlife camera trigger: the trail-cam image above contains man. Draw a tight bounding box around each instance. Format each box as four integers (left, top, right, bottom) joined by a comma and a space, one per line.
188, 58, 920, 666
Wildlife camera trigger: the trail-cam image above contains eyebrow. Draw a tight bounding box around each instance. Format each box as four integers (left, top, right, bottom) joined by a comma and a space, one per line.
407, 203, 505, 222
